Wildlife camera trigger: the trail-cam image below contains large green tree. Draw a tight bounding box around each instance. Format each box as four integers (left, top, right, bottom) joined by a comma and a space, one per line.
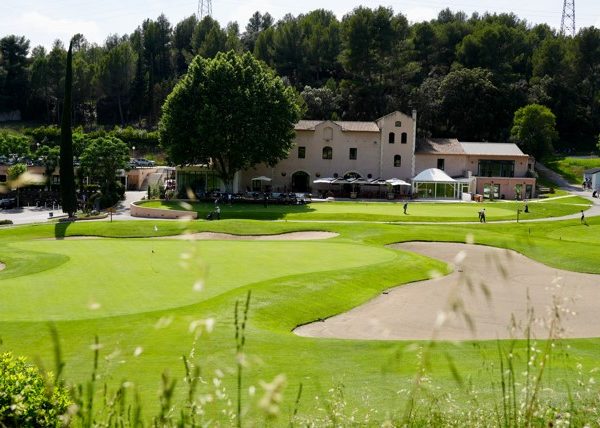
0, 35, 30, 113
438, 67, 499, 140
510, 104, 558, 159
99, 38, 136, 125
59, 40, 77, 217
159, 51, 301, 189
80, 136, 129, 206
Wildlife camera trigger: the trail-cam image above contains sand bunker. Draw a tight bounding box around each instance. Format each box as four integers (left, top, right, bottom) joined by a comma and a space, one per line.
157, 231, 338, 241
295, 242, 600, 341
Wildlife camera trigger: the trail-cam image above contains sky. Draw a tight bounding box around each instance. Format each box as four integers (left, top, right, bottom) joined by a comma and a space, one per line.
1, 0, 599, 50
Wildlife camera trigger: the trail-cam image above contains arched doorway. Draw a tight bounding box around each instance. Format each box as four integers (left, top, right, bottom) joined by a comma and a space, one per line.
291, 171, 309, 192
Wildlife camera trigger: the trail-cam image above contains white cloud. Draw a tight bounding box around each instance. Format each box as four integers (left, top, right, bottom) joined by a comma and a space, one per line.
16, 11, 102, 48
404, 6, 440, 24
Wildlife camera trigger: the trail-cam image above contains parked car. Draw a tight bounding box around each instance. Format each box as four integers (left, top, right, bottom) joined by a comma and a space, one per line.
134, 158, 156, 167
0, 197, 17, 209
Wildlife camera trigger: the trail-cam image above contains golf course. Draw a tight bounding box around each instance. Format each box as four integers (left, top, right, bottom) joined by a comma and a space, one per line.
1, 197, 600, 425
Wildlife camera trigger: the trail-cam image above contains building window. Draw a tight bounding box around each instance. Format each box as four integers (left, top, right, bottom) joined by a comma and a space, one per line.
478, 160, 515, 177
437, 158, 445, 170
322, 146, 333, 160
388, 132, 395, 144
401, 132, 407, 144
395, 121, 401, 127
298, 146, 306, 159
349, 148, 357, 160
394, 155, 401, 167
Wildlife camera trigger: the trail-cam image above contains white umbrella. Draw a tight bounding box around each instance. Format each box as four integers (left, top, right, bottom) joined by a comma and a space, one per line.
385, 178, 411, 186
252, 176, 272, 182
313, 177, 336, 184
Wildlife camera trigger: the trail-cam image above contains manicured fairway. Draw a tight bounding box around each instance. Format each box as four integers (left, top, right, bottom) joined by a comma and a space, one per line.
141, 196, 591, 222
0, 214, 599, 424
3, 239, 395, 321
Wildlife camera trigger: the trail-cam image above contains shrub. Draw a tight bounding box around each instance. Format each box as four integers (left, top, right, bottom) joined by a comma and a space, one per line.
0, 352, 71, 427
0, 219, 13, 225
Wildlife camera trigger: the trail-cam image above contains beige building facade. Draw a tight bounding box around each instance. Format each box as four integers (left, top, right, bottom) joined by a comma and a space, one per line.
235, 110, 536, 200
240, 111, 417, 194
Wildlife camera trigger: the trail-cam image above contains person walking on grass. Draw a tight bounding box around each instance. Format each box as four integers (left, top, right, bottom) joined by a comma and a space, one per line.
403, 202, 408, 215
479, 208, 486, 223
581, 210, 586, 225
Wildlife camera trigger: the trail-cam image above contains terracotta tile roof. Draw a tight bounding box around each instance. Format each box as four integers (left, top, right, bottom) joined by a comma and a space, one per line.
334, 121, 380, 132
295, 120, 323, 130
294, 120, 380, 132
416, 138, 464, 154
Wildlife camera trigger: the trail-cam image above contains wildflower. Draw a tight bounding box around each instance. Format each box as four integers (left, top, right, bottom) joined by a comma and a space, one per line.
259, 374, 287, 417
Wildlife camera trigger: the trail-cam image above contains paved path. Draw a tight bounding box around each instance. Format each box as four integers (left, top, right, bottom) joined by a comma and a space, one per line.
1, 177, 599, 226
536, 161, 580, 191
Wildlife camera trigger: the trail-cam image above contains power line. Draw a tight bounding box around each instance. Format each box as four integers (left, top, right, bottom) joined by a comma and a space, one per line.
561, 0, 576, 36
197, 0, 212, 19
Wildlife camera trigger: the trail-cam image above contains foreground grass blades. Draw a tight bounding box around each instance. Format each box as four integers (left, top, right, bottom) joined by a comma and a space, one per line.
0, 216, 598, 424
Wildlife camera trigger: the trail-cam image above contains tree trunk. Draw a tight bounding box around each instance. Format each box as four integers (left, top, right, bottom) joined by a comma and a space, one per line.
117, 94, 124, 126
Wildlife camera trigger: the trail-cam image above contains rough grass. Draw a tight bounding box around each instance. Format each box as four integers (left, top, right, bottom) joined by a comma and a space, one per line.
545, 156, 600, 184
0, 216, 598, 423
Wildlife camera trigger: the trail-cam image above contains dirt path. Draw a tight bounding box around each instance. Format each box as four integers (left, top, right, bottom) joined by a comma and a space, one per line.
295, 242, 600, 341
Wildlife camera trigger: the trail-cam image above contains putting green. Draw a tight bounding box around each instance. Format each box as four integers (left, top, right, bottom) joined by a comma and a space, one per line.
1, 239, 396, 321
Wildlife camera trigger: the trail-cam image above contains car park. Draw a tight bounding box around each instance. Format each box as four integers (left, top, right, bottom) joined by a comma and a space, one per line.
0, 197, 17, 209
134, 158, 156, 167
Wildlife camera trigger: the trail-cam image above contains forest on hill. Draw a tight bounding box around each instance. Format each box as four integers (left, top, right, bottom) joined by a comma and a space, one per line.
1, 7, 600, 151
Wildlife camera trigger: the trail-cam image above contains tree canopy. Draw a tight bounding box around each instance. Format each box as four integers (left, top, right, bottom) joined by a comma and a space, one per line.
80, 136, 129, 190
3, 8, 600, 150
159, 50, 302, 188
510, 104, 558, 159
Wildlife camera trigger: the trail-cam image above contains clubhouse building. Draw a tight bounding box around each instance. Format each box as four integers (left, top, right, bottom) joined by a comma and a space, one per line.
230, 110, 536, 200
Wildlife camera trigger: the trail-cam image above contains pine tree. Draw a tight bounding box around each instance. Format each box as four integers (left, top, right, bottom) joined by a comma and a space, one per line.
59, 40, 78, 217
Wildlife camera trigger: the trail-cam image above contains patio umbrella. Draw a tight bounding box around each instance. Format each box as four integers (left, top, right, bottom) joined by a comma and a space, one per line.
313, 177, 336, 184
251, 176, 272, 192
385, 178, 411, 186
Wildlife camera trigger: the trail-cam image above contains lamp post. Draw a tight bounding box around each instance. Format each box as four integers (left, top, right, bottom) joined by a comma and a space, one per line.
131, 146, 136, 160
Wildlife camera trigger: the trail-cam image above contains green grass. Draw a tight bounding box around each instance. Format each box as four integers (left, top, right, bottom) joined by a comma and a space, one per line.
0, 215, 599, 423
140, 198, 590, 222
545, 156, 600, 184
